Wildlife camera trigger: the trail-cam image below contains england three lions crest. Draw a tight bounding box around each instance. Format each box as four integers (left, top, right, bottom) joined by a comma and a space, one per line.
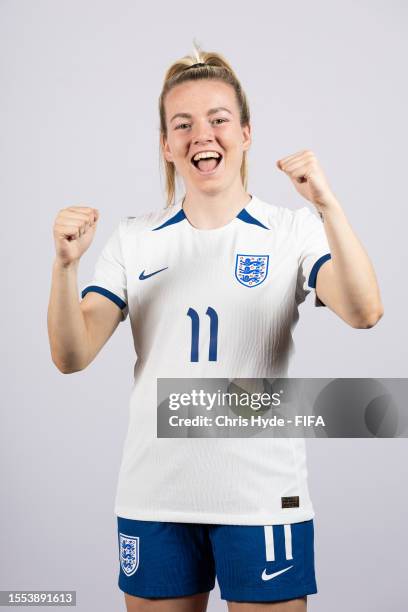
119, 532, 139, 576
235, 254, 269, 287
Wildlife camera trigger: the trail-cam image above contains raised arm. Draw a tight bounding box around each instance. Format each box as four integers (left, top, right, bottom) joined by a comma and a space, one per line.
277, 149, 384, 328
314, 202, 383, 328
47, 206, 123, 374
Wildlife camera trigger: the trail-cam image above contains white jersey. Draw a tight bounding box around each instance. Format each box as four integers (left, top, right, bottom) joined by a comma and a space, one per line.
81, 193, 331, 525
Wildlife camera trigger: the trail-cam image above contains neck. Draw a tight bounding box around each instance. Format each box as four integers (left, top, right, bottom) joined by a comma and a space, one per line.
182, 182, 252, 230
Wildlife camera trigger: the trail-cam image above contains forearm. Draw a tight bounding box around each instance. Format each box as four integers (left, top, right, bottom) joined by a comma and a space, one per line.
47, 259, 90, 373
320, 198, 384, 321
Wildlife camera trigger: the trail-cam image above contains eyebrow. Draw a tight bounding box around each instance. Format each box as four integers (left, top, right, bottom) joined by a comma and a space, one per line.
170, 106, 232, 123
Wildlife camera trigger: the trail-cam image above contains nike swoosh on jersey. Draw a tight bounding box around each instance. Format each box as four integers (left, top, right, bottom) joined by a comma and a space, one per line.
261, 565, 293, 581
139, 267, 168, 280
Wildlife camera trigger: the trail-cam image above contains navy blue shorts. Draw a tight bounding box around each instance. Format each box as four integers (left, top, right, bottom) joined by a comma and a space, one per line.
117, 517, 317, 603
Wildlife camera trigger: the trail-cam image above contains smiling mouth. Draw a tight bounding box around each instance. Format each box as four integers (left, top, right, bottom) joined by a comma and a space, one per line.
190, 154, 223, 175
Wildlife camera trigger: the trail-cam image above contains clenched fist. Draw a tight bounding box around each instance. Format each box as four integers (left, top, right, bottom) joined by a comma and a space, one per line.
53, 206, 99, 266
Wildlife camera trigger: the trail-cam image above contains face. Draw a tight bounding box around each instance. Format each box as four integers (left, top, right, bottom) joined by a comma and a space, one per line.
162, 79, 251, 195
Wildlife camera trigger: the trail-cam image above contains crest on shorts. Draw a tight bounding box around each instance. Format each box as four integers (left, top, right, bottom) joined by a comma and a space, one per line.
119, 532, 139, 576
235, 254, 269, 287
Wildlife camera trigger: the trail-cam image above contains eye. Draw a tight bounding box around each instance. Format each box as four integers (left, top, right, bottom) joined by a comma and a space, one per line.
175, 118, 228, 130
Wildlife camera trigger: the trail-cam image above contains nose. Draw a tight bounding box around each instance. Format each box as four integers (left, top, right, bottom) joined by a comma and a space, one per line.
193, 134, 214, 145
192, 119, 215, 144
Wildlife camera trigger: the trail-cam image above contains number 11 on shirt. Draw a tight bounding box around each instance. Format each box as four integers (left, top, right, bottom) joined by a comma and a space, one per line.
187, 307, 219, 362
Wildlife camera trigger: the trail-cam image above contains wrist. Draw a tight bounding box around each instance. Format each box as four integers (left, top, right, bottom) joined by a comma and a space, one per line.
53, 258, 79, 272
314, 195, 343, 217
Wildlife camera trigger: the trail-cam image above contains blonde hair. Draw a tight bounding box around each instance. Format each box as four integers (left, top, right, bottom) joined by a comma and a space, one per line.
158, 39, 251, 207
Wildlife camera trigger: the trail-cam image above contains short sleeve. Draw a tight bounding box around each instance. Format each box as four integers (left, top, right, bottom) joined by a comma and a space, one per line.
80, 219, 128, 321
295, 206, 332, 307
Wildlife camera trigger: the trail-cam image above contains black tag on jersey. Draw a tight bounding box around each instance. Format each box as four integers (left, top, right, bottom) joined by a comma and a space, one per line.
281, 496, 299, 508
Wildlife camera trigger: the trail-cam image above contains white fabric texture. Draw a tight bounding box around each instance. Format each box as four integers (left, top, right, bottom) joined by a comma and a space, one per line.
81, 194, 331, 525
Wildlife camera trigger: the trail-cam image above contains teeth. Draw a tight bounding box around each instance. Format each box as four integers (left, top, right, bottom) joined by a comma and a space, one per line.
192, 151, 221, 161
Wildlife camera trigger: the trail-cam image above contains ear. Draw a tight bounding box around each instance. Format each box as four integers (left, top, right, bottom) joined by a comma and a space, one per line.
241, 123, 251, 152
161, 133, 174, 163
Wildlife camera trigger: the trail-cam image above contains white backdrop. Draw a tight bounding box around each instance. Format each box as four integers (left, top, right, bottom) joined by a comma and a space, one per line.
1, 1, 407, 610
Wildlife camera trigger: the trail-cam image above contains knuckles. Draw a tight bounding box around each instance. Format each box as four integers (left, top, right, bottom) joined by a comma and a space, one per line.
279, 150, 316, 171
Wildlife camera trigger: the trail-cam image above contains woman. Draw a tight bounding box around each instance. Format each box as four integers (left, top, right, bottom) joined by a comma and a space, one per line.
48, 42, 383, 612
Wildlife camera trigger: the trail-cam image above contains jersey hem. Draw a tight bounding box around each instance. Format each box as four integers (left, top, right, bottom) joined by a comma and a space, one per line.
114, 506, 315, 526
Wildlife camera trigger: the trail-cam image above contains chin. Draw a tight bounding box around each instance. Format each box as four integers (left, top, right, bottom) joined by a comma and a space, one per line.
186, 177, 230, 193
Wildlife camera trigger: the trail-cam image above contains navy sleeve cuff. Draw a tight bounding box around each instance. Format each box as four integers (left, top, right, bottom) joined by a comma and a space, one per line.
81, 285, 127, 311
308, 253, 332, 289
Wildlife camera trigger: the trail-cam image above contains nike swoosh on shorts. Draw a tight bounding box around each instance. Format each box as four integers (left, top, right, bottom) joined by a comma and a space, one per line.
261, 565, 293, 581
